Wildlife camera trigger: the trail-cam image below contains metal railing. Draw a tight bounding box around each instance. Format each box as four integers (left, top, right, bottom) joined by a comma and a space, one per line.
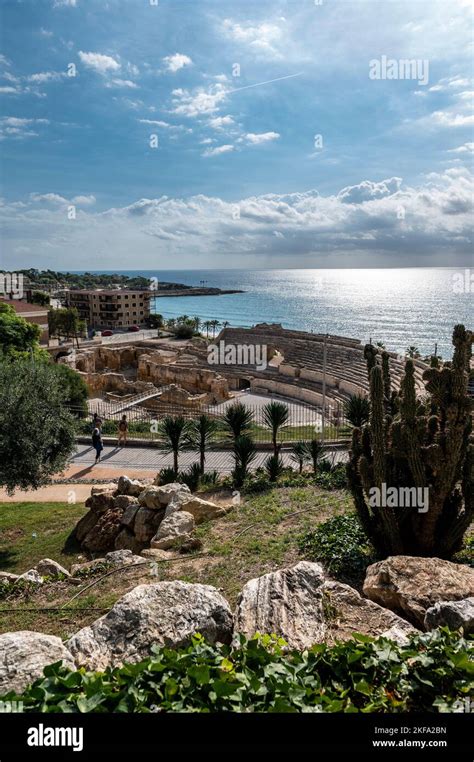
74, 398, 351, 445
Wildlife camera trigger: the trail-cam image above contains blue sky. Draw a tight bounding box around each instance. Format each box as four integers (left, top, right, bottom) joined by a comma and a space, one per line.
0, 0, 473, 269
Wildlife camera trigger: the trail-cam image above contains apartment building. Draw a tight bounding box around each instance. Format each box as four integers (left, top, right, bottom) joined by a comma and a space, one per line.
66, 289, 151, 329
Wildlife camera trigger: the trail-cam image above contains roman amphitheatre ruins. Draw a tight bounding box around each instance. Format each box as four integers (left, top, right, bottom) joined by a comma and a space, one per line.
62, 324, 428, 424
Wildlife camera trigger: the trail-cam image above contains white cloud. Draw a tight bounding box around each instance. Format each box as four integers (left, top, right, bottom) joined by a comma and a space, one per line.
448, 142, 474, 154
138, 119, 171, 127
0, 54, 11, 67
2, 170, 472, 268
39, 28, 54, 37
72, 195, 96, 206
53, 0, 77, 7
78, 51, 120, 74
107, 79, 138, 89
338, 178, 402, 203
0, 116, 49, 140
27, 71, 65, 83
208, 115, 235, 130
171, 84, 228, 117
221, 19, 283, 57
30, 193, 68, 204
432, 111, 474, 127
202, 144, 234, 157
163, 53, 193, 73
245, 131, 280, 145
0, 86, 20, 94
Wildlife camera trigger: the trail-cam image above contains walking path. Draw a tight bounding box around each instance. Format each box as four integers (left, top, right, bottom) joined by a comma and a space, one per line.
0, 445, 348, 503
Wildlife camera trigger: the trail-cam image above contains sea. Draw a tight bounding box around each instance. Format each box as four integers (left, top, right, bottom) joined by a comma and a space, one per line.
88, 268, 472, 360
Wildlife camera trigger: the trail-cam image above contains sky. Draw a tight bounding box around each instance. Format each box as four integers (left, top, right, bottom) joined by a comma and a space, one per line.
0, 0, 473, 270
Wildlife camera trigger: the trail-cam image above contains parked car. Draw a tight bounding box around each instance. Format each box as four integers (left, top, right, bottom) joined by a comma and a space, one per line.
128, 325, 140, 332
101, 329, 113, 336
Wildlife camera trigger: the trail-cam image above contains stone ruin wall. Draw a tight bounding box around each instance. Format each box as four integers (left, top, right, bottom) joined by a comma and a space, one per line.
64, 344, 230, 402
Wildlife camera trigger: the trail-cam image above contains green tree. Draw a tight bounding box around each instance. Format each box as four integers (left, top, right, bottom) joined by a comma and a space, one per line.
232, 435, 257, 488
157, 416, 190, 475
262, 401, 289, 456
343, 393, 370, 428
302, 438, 325, 474
54, 364, 89, 416
48, 308, 85, 348
210, 319, 220, 338
0, 302, 42, 356
406, 345, 421, 359
146, 314, 163, 329
291, 441, 309, 474
185, 414, 219, 474
223, 402, 254, 441
0, 357, 77, 493
30, 291, 50, 307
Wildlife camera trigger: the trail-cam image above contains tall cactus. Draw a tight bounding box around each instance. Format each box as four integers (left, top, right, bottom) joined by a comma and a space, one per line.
347, 324, 473, 558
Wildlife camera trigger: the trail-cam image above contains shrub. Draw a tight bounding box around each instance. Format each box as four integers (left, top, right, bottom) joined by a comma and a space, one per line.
199, 470, 220, 487
264, 454, 284, 482
298, 513, 375, 578
156, 467, 177, 485
174, 324, 194, 339
3, 630, 472, 713
179, 463, 201, 492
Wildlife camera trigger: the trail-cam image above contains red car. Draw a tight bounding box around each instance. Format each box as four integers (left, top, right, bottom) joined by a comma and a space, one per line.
128, 325, 140, 332
101, 329, 113, 336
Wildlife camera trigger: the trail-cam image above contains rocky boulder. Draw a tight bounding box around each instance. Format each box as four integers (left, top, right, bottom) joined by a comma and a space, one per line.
139, 483, 191, 510
115, 494, 140, 511
84, 491, 116, 514
151, 511, 195, 550
34, 559, 70, 579
424, 597, 474, 634
67, 581, 233, 670
171, 495, 227, 524
91, 483, 117, 496
133, 507, 164, 543
363, 556, 474, 628
71, 550, 144, 577
82, 509, 123, 553
117, 476, 147, 497
0, 631, 75, 695
235, 561, 417, 649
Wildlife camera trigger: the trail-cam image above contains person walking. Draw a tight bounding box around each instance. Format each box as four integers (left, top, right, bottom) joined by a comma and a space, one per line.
92, 420, 103, 464
117, 415, 128, 447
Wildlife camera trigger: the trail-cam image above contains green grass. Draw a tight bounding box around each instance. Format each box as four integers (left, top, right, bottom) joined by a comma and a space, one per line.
0, 502, 86, 574
0, 486, 352, 638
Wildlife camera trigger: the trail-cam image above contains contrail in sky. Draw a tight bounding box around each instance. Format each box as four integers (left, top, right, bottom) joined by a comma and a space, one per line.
227, 72, 304, 94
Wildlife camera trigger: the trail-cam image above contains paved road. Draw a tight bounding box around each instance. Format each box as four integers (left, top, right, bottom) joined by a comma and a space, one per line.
72, 444, 348, 473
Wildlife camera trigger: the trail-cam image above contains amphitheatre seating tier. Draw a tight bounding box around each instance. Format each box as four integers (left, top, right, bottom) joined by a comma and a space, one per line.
205, 326, 427, 401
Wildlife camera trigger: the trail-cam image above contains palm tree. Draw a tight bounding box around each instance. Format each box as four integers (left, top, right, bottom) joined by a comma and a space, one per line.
167, 318, 176, 329
302, 438, 325, 474
203, 320, 212, 338
157, 416, 189, 475
262, 401, 289, 456
223, 402, 254, 441
177, 314, 190, 325
185, 414, 219, 474
232, 434, 257, 488
192, 316, 201, 333
406, 345, 420, 359
290, 441, 309, 474
222, 320, 230, 329
210, 319, 220, 338
343, 393, 370, 428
